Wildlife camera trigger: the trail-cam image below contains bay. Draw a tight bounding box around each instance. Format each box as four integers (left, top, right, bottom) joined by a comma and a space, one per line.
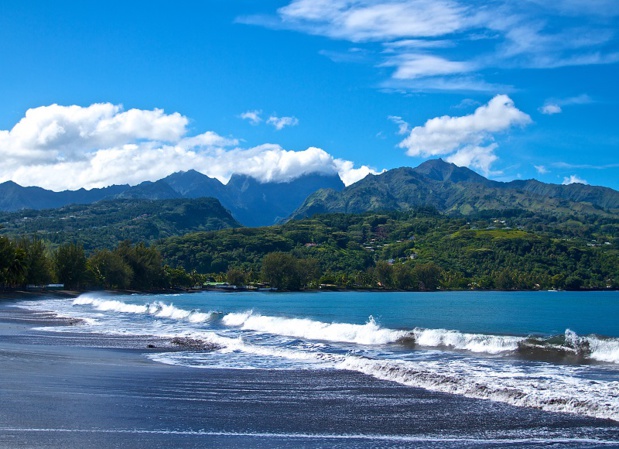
14, 290, 619, 423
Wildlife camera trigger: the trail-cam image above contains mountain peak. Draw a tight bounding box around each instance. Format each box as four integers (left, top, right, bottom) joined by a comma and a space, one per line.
414, 159, 490, 184
162, 170, 225, 197
0, 180, 21, 188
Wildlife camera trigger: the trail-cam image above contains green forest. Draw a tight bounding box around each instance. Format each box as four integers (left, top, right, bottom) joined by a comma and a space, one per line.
2, 205, 618, 292
0, 197, 240, 252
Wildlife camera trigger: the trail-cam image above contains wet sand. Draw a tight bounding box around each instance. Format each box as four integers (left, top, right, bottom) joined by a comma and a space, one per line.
1, 301, 618, 448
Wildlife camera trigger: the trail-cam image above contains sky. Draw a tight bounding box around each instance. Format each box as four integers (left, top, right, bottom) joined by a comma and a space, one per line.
0, 0, 618, 191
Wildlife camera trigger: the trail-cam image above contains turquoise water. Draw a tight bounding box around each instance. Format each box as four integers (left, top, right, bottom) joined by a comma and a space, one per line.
149, 290, 619, 337
17, 290, 619, 421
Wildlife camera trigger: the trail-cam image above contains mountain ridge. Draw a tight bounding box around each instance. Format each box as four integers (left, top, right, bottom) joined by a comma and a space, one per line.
289, 159, 619, 220
0, 197, 241, 251
0, 170, 345, 227
2, 159, 618, 227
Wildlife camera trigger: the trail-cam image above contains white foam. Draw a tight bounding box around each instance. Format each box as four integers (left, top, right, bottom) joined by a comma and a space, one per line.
74, 297, 148, 314
412, 328, 521, 354
221, 312, 408, 345
339, 356, 619, 422
72, 297, 217, 324
15, 295, 619, 422
588, 336, 619, 364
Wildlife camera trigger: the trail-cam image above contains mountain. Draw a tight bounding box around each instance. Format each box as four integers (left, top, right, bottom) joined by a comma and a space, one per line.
0, 197, 240, 251
224, 173, 345, 227
0, 170, 345, 227
162, 169, 228, 199
0, 181, 129, 212
115, 180, 182, 200
289, 159, 619, 220
124, 170, 345, 226
504, 179, 619, 210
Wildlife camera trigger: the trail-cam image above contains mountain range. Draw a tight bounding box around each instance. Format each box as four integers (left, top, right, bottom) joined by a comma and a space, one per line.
289, 159, 619, 219
0, 171, 345, 227
2, 159, 618, 228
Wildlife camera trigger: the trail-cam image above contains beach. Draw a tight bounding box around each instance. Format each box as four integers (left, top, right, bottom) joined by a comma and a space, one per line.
2, 298, 619, 448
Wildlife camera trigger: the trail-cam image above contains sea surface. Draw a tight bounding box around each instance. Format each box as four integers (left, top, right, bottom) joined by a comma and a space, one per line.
15, 289, 619, 426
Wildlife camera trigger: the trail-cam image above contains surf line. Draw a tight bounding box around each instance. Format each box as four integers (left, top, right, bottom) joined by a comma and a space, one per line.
1, 428, 618, 445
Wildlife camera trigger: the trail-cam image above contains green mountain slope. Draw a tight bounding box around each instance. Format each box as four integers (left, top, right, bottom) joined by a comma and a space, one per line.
0, 197, 240, 252
157, 209, 619, 290
289, 159, 619, 220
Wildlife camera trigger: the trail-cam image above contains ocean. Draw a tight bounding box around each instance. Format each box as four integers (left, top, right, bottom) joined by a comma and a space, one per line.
5, 289, 619, 447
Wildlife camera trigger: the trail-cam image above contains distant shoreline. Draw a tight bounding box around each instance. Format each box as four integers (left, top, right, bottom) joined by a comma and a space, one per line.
1, 285, 618, 303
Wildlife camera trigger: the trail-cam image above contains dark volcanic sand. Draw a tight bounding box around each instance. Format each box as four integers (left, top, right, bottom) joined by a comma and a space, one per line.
1, 302, 618, 448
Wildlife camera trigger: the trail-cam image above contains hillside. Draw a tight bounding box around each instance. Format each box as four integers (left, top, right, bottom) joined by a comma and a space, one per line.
289, 159, 619, 220
0, 197, 240, 252
157, 209, 619, 290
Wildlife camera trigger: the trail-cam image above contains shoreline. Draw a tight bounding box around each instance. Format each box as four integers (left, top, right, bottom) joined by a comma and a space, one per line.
1, 302, 619, 448
2, 285, 618, 304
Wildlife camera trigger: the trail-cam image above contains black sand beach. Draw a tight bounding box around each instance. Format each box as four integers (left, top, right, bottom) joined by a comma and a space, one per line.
1, 300, 619, 448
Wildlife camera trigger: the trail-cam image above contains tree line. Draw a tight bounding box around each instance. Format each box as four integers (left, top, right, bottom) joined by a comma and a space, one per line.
0, 236, 195, 291
157, 209, 619, 291
2, 208, 618, 292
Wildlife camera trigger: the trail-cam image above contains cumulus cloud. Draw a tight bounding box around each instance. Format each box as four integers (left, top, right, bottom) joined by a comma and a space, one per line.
267, 115, 299, 130
0, 104, 374, 190
562, 175, 588, 185
534, 165, 549, 174
445, 144, 499, 176
333, 159, 383, 185
0, 103, 187, 164
397, 94, 531, 175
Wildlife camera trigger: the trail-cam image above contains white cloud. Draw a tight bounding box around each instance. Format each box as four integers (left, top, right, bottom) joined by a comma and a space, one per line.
240, 111, 299, 130
333, 159, 382, 185
562, 175, 588, 185
276, 0, 468, 42
267, 115, 299, 130
382, 54, 475, 80
398, 95, 531, 175
534, 164, 549, 174
553, 161, 619, 170
0, 103, 187, 164
446, 144, 499, 176
540, 104, 562, 115
244, 1, 619, 92
383, 39, 454, 51
526, 0, 619, 17
240, 110, 263, 125
0, 103, 373, 190
539, 94, 593, 115
388, 115, 410, 135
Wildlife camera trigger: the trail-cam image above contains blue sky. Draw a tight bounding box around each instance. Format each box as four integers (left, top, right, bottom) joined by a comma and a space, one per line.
0, 0, 617, 191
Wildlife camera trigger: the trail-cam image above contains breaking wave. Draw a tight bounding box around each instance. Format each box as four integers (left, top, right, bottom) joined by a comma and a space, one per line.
409, 328, 521, 354
339, 355, 619, 422
221, 311, 408, 345
517, 330, 619, 364
71, 295, 619, 363
73, 296, 220, 324
18, 293, 619, 422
